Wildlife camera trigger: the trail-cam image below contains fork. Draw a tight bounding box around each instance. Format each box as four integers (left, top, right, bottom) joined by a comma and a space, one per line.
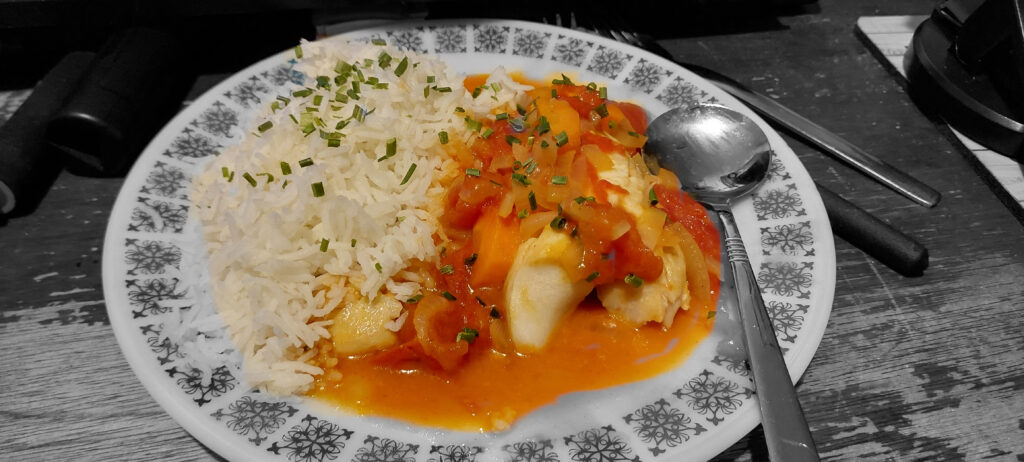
573, 14, 941, 210
552, 13, 931, 278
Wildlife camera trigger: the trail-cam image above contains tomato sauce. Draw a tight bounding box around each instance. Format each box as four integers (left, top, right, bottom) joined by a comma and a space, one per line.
310, 72, 721, 431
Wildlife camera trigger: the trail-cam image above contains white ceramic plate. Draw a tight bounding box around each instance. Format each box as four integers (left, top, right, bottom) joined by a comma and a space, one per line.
103, 19, 835, 462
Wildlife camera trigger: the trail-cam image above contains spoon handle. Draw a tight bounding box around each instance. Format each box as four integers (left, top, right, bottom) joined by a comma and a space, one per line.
719, 211, 820, 462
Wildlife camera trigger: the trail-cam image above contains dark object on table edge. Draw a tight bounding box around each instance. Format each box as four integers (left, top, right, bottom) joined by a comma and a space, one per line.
47, 28, 194, 177
905, 0, 1024, 160
0, 52, 94, 217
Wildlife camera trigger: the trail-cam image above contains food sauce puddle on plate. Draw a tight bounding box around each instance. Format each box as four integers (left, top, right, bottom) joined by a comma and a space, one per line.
311, 293, 714, 432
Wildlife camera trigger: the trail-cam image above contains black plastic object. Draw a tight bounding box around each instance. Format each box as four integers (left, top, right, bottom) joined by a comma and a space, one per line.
47, 27, 194, 176
906, 0, 1024, 160
817, 184, 929, 276
0, 52, 95, 217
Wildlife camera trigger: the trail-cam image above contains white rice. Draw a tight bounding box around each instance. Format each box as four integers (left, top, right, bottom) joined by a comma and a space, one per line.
190, 40, 527, 395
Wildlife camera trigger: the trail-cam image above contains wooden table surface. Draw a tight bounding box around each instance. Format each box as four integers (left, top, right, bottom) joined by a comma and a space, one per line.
3, 0, 1023, 460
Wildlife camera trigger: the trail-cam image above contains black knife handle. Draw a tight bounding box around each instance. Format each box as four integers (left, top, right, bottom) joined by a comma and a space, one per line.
817, 183, 929, 276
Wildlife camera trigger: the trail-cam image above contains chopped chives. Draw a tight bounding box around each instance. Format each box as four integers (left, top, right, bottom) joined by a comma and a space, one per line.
351, 238, 357, 247
574, 196, 596, 204
472, 86, 482, 98
288, 114, 298, 125
551, 89, 557, 98
257, 121, 273, 133
440, 264, 454, 275
319, 238, 329, 252
523, 159, 537, 174
628, 131, 640, 137
351, 80, 360, 93
423, 85, 430, 98
464, 253, 478, 265
708, 311, 717, 320
327, 138, 341, 147
489, 179, 504, 188
298, 158, 314, 168
541, 140, 550, 148
373, 82, 388, 89
400, 163, 417, 185
434, 86, 452, 93
294, 45, 303, 58
624, 273, 644, 287
441, 291, 457, 301
426, 75, 435, 83
383, 138, 397, 158
466, 168, 481, 177
315, 76, 330, 89
528, 190, 537, 210
464, 117, 482, 132
281, 179, 289, 189
371, 38, 386, 46
586, 271, 600, 282
256, 172, 274, 183
594, 103, 609, 118
280, 162, 292, 175
495, 112, 509, 120
511, 173, 531, 186
394, 57, 409, 77
480, 128, 494, 139
456, 327, 478, 343
270, 101, 280, 112
221, 166, 229, 178
475, 296, 487, 307
505, 135, 520, 145
551, 175, 568, 185
490, 307, 501, 318
517, 209, 529, 219
407, 294, 424, 303
335, 60, 352, 74
586, 82, 598, 91
454, 106, 465, 113
243, 172, 257, 187
312, 95, 323, 106
555, 131, 569, 147
550, 216, 567, 230
311, 182, 325, 197
335, 120, 349, 130
438, 131, 449, 144
292, 88, 313, 98
227, 171, 235, 182
375, 262, 383, 273
649, 188, 658, 205
537, 116, 550, 135
346, 89, 360, 100
377, 51, 392, 68
599, 87, 607, 99
276, 95, 291, 105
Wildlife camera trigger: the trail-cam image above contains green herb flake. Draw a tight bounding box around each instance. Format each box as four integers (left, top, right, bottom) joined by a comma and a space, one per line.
649, 188, 659, 205
550, 216, 567, 230
438, 131, 449, 144
551, 175, 568, 185
394, 56, 409, 77
586, 271, 600, 282
327, 138, 341, 147
599, 87, 607, 99
221, 166, 229, 178
377, 51, 392, 68
319, 238, 329, 252
316, 75, 330, 89
292, 88, 313, 98
594, 103, 609, 118
426, 75, 436, 83
472, 86, 482, 98
517, 209, 529, 219
375, 262, 383, 273
440, 264, 454, 275
454, 106, 465, 113
294, 45, 303, 59
708, 311, 717, 320
242, 172, 257, 187
480, 127, 494, 139
551, 88, 557, 98
466, 168, 481, 177
495, 112, 509, 121
555, 131, 569, 147
456, 327, 478, 343
351, 238, 357, 247
279, 162, 292, 175
371, 38, 386, 46
574, 196, 596, 204
227, 171, 235, 182
505, 135, 520, 145
311, 182, 325, 197
407, 294, 424, 303
523, 159, 537, 174
377, 137, 397, 162
464, 117, 482, 132
537, 116, 550, 135
441, 291, 457, 301
490, 307, 501, 318
400, 163, 417, 185
624, 273, 644, 288
511, 173, 531, 186
464, 253, 478, 266
298, 158, 314, 168
528, 190, 537, 210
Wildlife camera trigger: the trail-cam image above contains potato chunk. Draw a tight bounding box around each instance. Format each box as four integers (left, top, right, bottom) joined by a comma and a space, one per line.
504, 227, 593, 352
329, 295, 404, 355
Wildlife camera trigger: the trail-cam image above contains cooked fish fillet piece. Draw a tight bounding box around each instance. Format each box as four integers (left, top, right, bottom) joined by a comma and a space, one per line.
329, 295, 404, 355
597, 244, 690, 327
504, 227, 594, 351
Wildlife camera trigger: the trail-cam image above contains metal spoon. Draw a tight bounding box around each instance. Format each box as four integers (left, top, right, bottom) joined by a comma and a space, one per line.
645, 103, 820, 461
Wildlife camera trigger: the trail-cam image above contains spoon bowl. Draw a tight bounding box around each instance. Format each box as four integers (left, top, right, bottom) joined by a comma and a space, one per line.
645, 104, 772, 209
645, 104, 820, 461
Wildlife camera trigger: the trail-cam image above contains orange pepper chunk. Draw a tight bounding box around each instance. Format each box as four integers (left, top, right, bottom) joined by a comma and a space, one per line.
470, 205, 521, 288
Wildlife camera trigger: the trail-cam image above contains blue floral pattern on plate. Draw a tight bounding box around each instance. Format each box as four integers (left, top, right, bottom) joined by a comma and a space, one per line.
103, 19, 834, 462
